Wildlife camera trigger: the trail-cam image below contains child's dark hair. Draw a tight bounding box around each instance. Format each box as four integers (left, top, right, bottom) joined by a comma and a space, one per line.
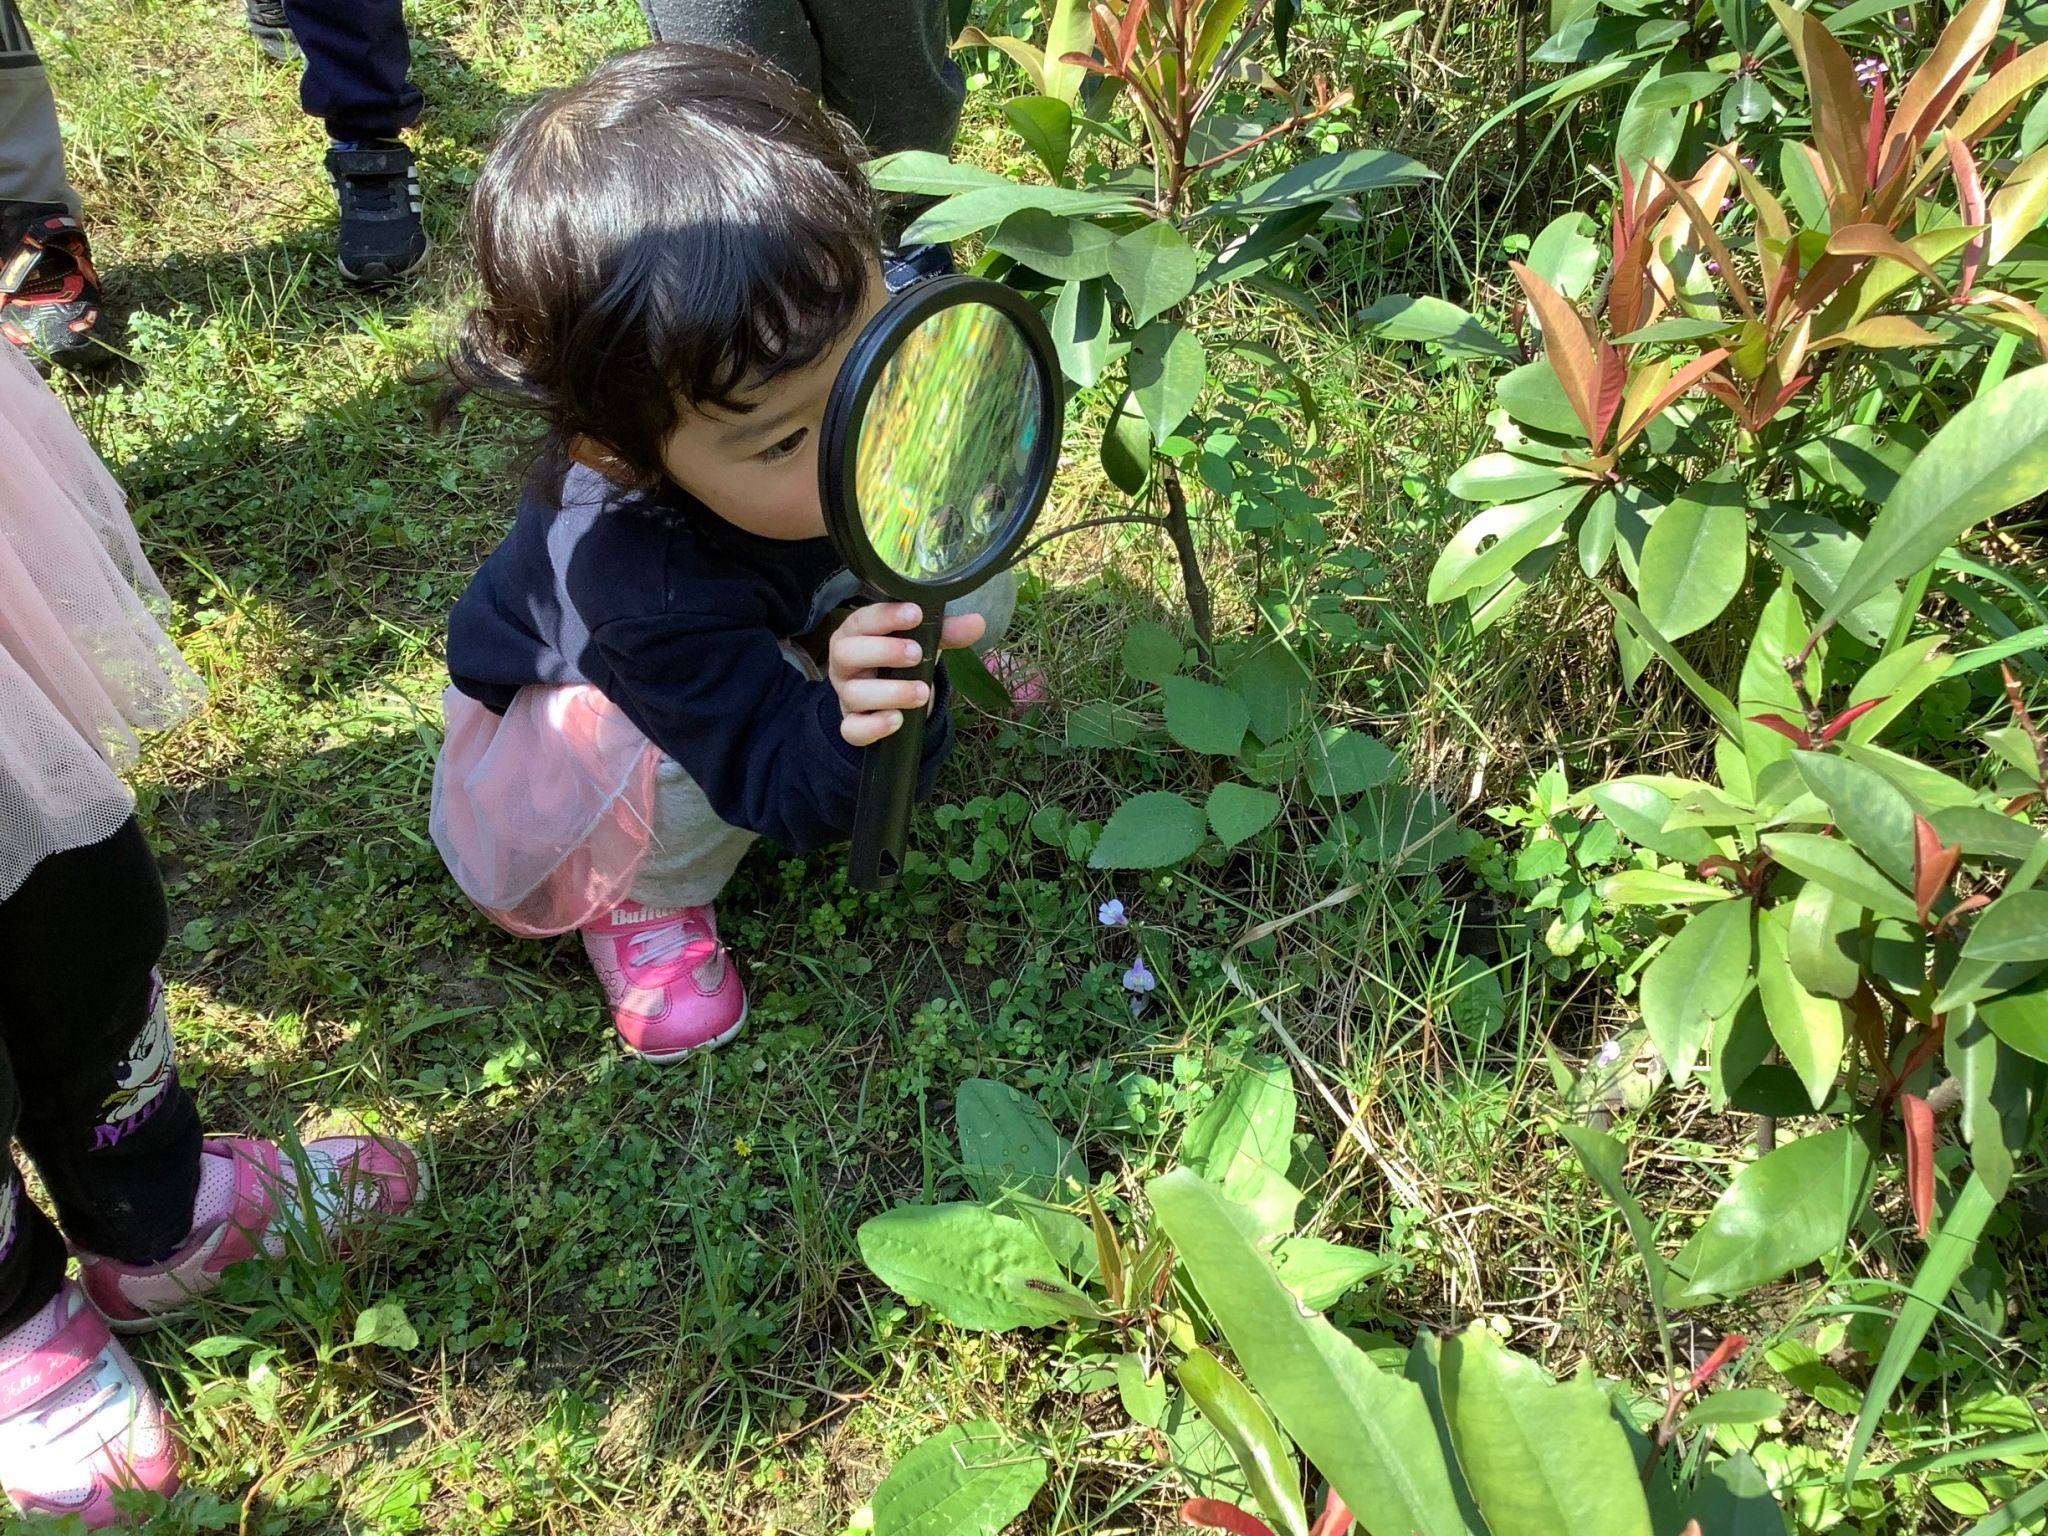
447, 43, 880, 491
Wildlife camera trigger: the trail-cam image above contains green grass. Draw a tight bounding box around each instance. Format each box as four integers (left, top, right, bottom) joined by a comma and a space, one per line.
27, 1, 1777, 1532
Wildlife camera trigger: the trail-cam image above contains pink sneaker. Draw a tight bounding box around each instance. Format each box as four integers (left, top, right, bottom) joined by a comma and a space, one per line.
0, 1280, 178, 1525
78, 1136, 422, 1332
580, 901, 747, 1062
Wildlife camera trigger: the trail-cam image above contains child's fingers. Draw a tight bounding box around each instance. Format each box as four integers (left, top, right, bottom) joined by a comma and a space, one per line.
830, 631, 923, 681
838, 601, 925, 638
938, 612, 987, 651
838, 677, 931, 714
841, 709, 904, 747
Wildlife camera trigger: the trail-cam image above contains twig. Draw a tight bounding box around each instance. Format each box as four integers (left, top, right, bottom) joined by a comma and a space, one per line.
1190, 88, 1358, 174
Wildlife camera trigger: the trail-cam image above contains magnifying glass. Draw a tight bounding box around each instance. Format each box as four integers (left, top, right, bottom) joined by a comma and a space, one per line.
820, 275, 1062, 890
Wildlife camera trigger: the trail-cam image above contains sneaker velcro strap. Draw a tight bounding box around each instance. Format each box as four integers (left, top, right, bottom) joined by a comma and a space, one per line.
0, 245, 36, 297
328, 148, 412, 178
0, 1299, 110, 1419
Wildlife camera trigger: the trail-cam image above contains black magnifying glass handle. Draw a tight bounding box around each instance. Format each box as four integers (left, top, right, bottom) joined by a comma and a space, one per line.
848, 605, 945, 889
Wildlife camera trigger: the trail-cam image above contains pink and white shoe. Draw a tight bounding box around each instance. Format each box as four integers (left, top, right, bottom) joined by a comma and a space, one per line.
580, 901, 747, 1062
77, 1136, 422, 1332
0, 1280, 178, 1525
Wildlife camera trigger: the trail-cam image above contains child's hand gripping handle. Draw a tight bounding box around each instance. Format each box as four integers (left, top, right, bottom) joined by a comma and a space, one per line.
847, 606, 944, 889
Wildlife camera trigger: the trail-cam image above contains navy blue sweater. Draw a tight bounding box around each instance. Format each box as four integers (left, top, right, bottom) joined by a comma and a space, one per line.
447, 462, 954, 853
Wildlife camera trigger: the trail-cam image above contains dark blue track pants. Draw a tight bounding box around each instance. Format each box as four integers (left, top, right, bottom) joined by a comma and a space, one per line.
281, 0, 422, 141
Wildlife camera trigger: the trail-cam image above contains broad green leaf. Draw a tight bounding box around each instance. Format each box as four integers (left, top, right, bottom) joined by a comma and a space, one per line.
1208, 782, 1282, 848
1200, 202, 1329, 289
1792, 751, 1918, 888
1838, 741, 1981, 812
1756, 904, 1847, 1109
1962, 1480, 2048, 1535
1822, 366, 2048, 631
1792, 423, 1918, 505
1102, 397, 1151, 492
1758, 504, 1903, 646
989, 207, 1115, 279
1788, 880, 1863, 1000
1129, 321, 1206, 441
1428, 487, 1579, 604
1051, 276, 1114, 386
1035, 0, 1094, 103
1064, 699, 1143, 749
1206, 148, 1436, 217
955, 1080, 1081, 1204
904, 183, 1140, 244
1762, 833, 1917, 922
1981, 971, 2048, 1062
1162, 675, 1251, 755
1845, 1174, 2000, 1481
1846, 636, 1952, 744
1270, 1237, 1391, 1310
1148, 1171, 1467, 1536
1439, 1326, 1654, 1536
1640, 896, 1755, 1082
1116, 1353, 1168, 1428
351, 1300, 418, 1351
1686, 1451, 1789, 1535
1711, 990, 1776, 1110
1109, 220, 1201, 329
870, 1420, 1048, 1536
1121, 621, 1183, 684
1527, 210, 1600, 299
1739, 580, 1811, 777
1342, 783, 1476, 874
1948, 1013, 2033, 1203
1498, 360, 1586, 437
1304, 727, 1395, 798
858, 1204, 1098, 1330
868, 151, 1012, 195
1672, 1125, 1877, 1302
1178, 1055, 1301, 1237
1963, 891, 2048, 963
1360, 294, 1517, 360
1586, 781, 1723, 863
1447, 452, 1570, 503
1683, 1388, 1788, 1428
1531, 14, 1687, 62
1638, 477, 1749, 641
1001, 95, 1074, 182
1177, 1349, 1311, 1536
1596, 869, 1735, 905
1233, 642, 1317, 743
1164, 1392, 1254, 1504
1090, 791, 1206, 869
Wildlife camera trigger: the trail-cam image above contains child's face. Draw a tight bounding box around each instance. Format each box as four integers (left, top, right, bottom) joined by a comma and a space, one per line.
660, 264, 889, 541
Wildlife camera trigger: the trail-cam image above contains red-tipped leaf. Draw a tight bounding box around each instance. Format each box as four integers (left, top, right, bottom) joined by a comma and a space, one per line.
1511, 261, 1602, 441
1912, 814, 1963, 926
1181, 1499, 1279, 1536
1686, 1332, 1751, 1392
1901, 1091, 1935, 1236
1308, 1489, 1354, 1536
1749, 713, 1814, 748
1819, 697, 1887, 743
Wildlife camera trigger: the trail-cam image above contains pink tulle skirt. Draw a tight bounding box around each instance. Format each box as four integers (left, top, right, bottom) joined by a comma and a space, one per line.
430, 685, 662, 937
0, 347, 204, 903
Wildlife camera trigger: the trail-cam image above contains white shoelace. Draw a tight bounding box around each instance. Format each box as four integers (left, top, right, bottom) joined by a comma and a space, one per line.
627, 919, 706, 969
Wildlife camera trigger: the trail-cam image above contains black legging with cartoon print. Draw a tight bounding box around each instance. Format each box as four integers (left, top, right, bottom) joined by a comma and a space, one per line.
0, 818, 200, 1331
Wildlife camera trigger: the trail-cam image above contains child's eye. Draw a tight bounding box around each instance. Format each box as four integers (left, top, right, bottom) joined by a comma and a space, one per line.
758, 427, 808, 463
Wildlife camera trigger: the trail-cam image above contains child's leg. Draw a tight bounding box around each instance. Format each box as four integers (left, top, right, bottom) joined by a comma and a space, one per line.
0, 818, 200, 1265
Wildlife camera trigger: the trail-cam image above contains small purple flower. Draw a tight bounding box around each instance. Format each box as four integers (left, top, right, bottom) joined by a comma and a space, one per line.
1854, 55, 1888, 88
1122, 957, 1157, 994
1098, 899, 1128, 927
1594, 1038, 1623, 1067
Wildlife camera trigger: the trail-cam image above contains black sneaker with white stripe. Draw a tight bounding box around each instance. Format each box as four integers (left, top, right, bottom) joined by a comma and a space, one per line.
243, 0, 297, 60
325, 139, 427, 285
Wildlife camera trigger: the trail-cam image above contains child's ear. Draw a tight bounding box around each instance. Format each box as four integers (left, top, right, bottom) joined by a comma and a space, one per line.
563, 434, 625, 474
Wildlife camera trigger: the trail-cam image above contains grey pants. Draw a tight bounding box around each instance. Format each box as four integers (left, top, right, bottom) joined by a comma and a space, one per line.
630, 573, 1015, 908
0, 0, 77, 213
635, 0, 963, 163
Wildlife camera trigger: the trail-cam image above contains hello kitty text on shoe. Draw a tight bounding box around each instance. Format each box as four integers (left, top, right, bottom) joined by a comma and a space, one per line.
0, 1280, 178, 1526
77, 1136, 422, 1332
580, 901, 747, 1062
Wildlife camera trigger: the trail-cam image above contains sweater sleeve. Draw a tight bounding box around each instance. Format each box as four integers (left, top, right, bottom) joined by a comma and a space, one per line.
588, 610, 958, 853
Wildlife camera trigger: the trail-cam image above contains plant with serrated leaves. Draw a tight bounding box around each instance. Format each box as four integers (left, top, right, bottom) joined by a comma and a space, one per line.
1430, 0, 2048, 665
874, 0, 1433, 660
854, 1059, 1786, 1535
